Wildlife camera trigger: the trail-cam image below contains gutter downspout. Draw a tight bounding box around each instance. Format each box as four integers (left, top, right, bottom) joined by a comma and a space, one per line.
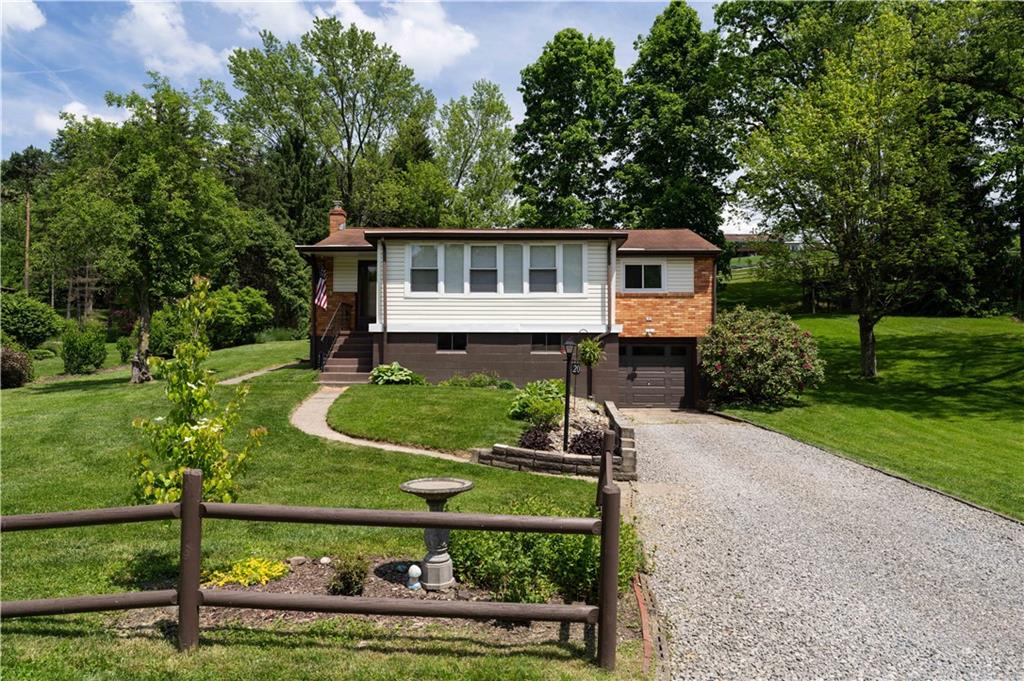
607, 239, 616, 334
381, 241, 388, 364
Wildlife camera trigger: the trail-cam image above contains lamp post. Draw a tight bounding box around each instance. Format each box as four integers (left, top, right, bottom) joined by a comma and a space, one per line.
562, 337, 577, 451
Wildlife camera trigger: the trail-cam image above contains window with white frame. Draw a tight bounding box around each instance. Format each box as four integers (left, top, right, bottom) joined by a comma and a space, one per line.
410, 245, 439, 292
407, 242, 586, 295
624, 263, 663, 291
528, 245, 558, 293
444, 244, 464, 294
470, 245, 498, 292
503, 244, 523, 293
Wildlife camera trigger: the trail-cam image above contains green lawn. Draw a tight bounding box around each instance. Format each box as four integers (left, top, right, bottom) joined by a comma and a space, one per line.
1, 344, 633, 678
327, 384, 528, 452
32, 341, 123, 379
718, 267, 802, 314
717, 269, 1024, 520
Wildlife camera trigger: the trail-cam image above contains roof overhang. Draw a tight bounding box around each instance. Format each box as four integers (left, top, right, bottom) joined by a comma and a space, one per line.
295, 244, 375, 253
617, 248, 722, 257
362, 228, 628, 243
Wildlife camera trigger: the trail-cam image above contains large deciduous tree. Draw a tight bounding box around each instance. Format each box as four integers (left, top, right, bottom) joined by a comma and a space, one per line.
740, 11, 970, 378
227, 18, 429, 227
48, 77, 243, 382
513, 29, 622, 227
435, 80, 517, 227
617, 1, 733, 245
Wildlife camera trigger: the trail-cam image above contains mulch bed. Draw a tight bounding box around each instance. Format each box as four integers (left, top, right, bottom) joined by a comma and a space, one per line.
110, 556, 642, 647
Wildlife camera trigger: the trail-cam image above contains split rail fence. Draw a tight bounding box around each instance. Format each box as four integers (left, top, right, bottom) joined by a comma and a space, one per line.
1, 433, 622, 670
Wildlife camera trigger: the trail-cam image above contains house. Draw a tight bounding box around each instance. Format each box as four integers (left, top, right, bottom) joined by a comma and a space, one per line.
296, 204, 720, 408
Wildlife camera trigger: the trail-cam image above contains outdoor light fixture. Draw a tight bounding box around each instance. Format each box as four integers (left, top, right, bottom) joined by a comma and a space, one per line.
562, 337, 578, 451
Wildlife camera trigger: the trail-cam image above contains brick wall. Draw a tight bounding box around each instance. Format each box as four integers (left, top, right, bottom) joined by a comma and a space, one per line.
617, 256, 715, 338
313, 255, 356, 335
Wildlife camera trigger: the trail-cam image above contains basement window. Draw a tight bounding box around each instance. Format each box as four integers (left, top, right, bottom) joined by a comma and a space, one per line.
437, 333, 468, 352
531, 333, 562, 352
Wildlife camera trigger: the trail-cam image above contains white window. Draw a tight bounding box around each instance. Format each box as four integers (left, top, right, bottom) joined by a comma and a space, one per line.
624, 263, 663, 291
444, 244, 464, 294
528, 245, 557, 293
470, 245, 498, 293
502, 244, 523, 293
563, 244, 583, 293
410, 245, 439, 292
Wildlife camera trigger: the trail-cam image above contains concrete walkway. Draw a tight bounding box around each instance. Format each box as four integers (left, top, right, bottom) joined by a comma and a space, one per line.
218, 362, 303, 386
289, 386, 469, 463
633, 413, 1024, 679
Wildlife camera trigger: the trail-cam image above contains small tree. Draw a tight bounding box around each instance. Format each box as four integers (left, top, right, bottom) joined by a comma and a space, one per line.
132, 277, 266, 503
699, 306, 824, 406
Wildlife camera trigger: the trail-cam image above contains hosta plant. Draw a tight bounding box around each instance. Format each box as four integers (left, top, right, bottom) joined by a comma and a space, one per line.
368, 361, 426, 385
699, 305, 825, 406
132, 277, 266, 504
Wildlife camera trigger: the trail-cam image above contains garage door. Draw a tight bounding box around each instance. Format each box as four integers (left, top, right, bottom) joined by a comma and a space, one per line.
618, 343, 691, 408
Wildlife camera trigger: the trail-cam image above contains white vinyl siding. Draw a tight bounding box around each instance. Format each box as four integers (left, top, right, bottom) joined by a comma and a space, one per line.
380, 240, 615, 333
618, 256, 694, 293
332, 253, 363, 292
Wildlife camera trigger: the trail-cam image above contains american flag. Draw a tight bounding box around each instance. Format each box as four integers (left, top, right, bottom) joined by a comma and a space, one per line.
314, 263, 328, 309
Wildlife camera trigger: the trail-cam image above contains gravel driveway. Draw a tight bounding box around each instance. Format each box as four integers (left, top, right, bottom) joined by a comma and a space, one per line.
629, 412, 1024, 680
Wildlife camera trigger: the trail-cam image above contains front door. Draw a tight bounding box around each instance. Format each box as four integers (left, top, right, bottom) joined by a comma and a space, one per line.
356, 261, 377, 331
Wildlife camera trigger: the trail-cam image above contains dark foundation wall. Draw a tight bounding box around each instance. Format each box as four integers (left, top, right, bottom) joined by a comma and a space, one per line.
374, 333, 620, 404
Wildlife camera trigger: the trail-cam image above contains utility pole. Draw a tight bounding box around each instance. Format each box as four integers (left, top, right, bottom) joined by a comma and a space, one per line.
23, 192, 31, 292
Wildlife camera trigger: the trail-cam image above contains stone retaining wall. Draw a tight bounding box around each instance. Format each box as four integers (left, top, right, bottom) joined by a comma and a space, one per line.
473, 402, 639, 481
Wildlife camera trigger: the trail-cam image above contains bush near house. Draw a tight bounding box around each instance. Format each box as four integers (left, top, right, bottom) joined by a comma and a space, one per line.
60, 322, 108, 374
0, 293, 62, 349
700, 305, 825, 406
508, 379, 564, 426
368, 361, 426, 385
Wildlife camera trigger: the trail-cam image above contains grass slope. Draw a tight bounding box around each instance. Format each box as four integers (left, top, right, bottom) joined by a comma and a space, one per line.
718, 269, 1024, 519
327, 384, 527, 452
1, 344, 625, 678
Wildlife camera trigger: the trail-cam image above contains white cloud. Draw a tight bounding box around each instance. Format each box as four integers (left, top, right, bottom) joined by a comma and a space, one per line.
112, 1, 225, 79
34, 100, 128, 135
322, 1, 477, 79
214, 1, 314, 41
2, 0, 45, 35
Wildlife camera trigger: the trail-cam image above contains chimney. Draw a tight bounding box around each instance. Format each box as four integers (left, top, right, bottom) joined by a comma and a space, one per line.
329, 201, 347, 231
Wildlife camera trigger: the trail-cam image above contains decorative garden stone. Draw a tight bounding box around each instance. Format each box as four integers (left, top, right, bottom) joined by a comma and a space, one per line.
399, 477, 474, 591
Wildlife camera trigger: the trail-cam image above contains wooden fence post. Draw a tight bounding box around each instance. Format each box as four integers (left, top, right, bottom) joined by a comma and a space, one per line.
598, 429, 615, 508
178, 469, 203, 651
597, 478, 620, 671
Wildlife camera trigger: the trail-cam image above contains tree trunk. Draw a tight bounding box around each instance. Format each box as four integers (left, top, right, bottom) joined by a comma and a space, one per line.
131, 289, 152, 384
858, 314, 878, 379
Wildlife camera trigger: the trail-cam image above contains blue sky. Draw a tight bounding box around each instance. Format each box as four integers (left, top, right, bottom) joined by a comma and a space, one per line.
2, 1, 717, 155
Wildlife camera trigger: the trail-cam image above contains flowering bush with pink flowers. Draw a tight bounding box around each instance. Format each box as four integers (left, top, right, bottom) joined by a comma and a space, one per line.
699, 306, 825, 406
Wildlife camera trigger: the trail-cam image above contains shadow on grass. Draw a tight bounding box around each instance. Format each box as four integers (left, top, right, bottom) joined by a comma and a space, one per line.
2, 618, 590, 663
785, 330, 1024, 420
107, 549, 180, 591
28, 374, 135, 394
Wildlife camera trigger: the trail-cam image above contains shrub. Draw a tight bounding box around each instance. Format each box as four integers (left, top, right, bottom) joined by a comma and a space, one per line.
369, 361, 426, 385
450, 497, 642, 604
39, 340, 62, 356
60, 322, 108, 374
699, 305, 825, 406
132, 277, 266, 504
115, 336, 134, 363
29, 347, 54, 360
1, 346, 33, 388
208, 286, 273, 348
327, 555, 369, 596
518, 424, 555, 451
255, 326, 305, 343
508, 379, 564, 426
204, 557, 289, 587
576, 337, 605, 367
439, 371, 514, 389
1, 330, 25, 352
568, 426, 604, 456
148, 307, 186, 357
0, 293, 61, 348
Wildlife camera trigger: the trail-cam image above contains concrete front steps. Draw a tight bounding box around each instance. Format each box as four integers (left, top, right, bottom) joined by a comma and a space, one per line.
319, 332, 373, 387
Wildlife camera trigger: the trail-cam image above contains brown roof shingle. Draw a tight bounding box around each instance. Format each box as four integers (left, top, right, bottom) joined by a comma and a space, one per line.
619, 229, 720, 254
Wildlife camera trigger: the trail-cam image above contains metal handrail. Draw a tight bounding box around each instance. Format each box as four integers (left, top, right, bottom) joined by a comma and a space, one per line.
317, 301, 353, 369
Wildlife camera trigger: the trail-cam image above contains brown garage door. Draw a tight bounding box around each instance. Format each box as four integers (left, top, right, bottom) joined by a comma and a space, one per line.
618, 343, 691, 408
